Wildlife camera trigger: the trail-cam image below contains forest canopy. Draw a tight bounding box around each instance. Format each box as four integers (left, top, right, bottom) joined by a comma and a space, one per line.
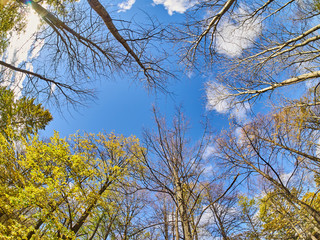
1, 0, 320, 239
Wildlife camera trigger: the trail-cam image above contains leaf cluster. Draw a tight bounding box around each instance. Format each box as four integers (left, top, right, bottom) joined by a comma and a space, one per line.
0, 86, 52, 138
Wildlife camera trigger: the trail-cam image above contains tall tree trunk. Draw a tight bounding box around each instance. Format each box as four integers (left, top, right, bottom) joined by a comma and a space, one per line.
163, 199, 169, 240
175, 179, 192, 240
174, 206, 180, 240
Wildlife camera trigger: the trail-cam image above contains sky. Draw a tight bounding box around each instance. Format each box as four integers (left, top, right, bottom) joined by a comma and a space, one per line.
1, 2, 318, 238
3, 0, 262, 142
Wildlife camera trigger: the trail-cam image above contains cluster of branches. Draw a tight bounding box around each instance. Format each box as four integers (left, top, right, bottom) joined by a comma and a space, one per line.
167, 1, 320, 238
0, 0, 172, 106
176, 0, 320, 105
0, 89, 242, 240
4, 0, 319, 108
5, 91, 320, 239
214, 89, 320, 238
3, 83, 320, 239
3, 0, 320, 239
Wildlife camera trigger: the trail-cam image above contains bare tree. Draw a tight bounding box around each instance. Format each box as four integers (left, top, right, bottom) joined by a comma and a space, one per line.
140, 108, 238, 240
203, 184, 242, 240
175, 0, 320, 106
1, 0, 171, 106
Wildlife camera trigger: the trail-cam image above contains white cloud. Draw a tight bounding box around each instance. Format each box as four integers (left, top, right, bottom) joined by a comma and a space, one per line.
195, 207, 216, 240
50, 83, 56, 96
118, 0, 136, 12
1, 7, 44, 99
186, 70, 194, 79
234, 126, 244, 143
230, 102, 250, 122
215, 5, 262, 57
296, 0, 309, 9
279, 170, 309, 189
203, 145, 215, 160
206, 81, 232, 113
206, 81, 250, 122
202, 164, 214, 179
197, 204, 238, 240
295, 61, 320, 89
280, 171, 294, 185
153, 0, 196, 15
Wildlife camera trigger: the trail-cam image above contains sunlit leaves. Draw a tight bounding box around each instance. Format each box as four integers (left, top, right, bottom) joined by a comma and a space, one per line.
0, 129, 144, 239
0, 87, 52, 138
0, 1, 26, 54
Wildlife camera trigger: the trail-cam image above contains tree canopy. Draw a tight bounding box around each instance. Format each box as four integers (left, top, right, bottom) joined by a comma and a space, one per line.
2, 0, 320, 239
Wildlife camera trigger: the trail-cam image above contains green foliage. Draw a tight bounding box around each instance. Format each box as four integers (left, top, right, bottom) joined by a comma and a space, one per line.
238, 195, 256, 214
254, 187, 320, 240
258, 191, 299, 239
0, 2, 26, 54
237, 195, 261, 239
0, 86, 52, 137
315, 0, 320, 11
0, 86, 147, 239
0, 131, 144, 239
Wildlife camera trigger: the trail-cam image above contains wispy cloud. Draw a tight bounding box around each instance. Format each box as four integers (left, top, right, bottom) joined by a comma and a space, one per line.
206, 81, 250, 122
206, 81, 232, 114
153, 0, 196, 15
1, 7, 44, 99
280, 171, 294, 186
230, 102, 250, 122
118, 0, 136, 12
50, 82, 56, 96
203, 145, 215, 160
215, 4, 262, 57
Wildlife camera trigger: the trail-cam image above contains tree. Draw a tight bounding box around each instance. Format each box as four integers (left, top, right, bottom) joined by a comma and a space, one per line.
0, 129, 145, 239
0, 86, 52, 137
0, 0, 171, 106
236, 195, 261, 239
140, 108, 238, 240
175, 0, 320, 107
177, 1, 320, 233
203, 184, 243, 240
215, 93, 320, 238
233, 185, 320, 239
258, 189, 311, 239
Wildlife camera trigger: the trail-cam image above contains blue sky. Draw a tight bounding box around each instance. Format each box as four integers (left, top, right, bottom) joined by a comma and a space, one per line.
43, 70, 211, 139
1, 1, 319, 238
2, 0, 262, 141
40, 0, 229, 140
